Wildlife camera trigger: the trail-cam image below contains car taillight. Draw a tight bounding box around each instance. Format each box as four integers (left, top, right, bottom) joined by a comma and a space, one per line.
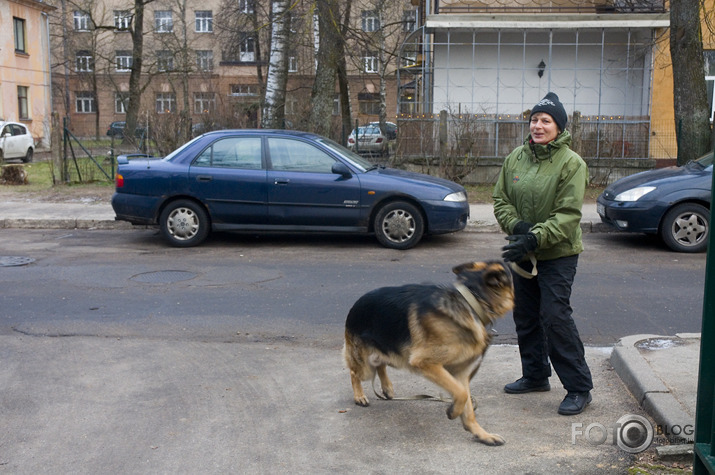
116, 173, 124, 188
348, 138, 355, 144
376, 138, 383, 143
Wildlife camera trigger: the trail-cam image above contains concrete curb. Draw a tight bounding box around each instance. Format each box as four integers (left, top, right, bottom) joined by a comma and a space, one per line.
610, 334, 695, 430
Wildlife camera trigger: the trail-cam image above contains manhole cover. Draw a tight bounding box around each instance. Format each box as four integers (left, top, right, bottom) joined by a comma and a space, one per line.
131, 270, 198, 284
0, 256, 35, 267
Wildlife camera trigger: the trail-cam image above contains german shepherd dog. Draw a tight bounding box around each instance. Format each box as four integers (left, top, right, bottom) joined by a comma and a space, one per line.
343, 261, 514, 445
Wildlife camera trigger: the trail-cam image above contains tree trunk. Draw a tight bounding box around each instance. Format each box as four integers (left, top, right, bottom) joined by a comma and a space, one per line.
309, 0, 340, 138
124, 0, 147, 145
670, 0, 711, 165
262, 0, 291, 129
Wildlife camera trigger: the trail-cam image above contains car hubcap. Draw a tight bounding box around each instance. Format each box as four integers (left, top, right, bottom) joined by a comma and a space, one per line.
168, 208, 199, 240
672, 212, 708, 247
382, 209, 415, 243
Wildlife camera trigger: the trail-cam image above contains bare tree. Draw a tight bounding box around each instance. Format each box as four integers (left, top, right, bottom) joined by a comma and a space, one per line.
309, 0, 342, 137
670, 0, 711, 164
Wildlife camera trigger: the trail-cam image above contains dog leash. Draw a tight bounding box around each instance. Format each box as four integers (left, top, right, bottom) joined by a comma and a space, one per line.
509, 254, 538, 279
371, 378, 479, 409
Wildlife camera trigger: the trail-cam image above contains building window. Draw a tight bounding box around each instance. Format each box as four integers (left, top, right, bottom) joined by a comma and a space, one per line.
195, 11, 213, 33
75, 92, 96, 113
196, 50, 214, 72
74, 11, 91, 31
288, 56, 297, 73
194, 92, 216, 114
363, 54, 378, 73
156, 93, 176, 113
157, 51, 174, 72
230, 84, 258, 96
240, 35, 255, 62
361, 11, 379, 32
14, 18, 26, 53
115, 93, 129, 114
155, 10, 173, 33
402, 10, 417, 32
76, 51, 94, 72
358, 92, 380, 115
239, 0, 254, 14
705, 50, 715, 122
18, 86, 29, 120
115, 51, 133, 72
114, 10, 131, 30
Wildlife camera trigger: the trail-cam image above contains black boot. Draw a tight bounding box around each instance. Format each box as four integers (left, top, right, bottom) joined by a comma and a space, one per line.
504, 377, 551, 394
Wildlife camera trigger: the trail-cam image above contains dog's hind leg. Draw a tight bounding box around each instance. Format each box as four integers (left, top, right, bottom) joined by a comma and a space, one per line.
375, 364, 394, 400
343, 335, 373, 406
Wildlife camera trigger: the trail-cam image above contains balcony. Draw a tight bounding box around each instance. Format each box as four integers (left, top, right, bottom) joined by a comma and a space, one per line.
434, 0, 666, 14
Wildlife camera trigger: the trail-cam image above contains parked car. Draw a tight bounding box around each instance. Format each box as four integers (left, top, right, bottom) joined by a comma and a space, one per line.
112, 129, 469, 249
0, 121, 34, 163
370, 121, 397, 140
597, 152, 712, 252
347, 125, 389, 156
107, 121, 145, 138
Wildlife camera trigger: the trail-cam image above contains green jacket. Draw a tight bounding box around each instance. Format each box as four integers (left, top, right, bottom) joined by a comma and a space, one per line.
493, 130, 588, 261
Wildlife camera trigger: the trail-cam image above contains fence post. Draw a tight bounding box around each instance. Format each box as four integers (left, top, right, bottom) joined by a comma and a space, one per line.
439, 110, 448, 161
693, 146, 715, 474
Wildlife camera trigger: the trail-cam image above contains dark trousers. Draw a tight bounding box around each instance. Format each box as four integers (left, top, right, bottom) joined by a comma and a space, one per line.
512, 255, 593, 393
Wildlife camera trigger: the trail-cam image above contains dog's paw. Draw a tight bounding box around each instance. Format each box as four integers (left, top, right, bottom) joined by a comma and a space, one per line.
354, 395, 370, 407
475, 433, 506, 446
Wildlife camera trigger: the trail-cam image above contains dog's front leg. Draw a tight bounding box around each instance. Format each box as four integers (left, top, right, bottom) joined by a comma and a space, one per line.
459, 393, 506, 446
410, 361, 468, 419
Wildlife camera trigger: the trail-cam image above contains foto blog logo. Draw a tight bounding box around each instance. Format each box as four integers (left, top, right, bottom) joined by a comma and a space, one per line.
571, 414, 654, 453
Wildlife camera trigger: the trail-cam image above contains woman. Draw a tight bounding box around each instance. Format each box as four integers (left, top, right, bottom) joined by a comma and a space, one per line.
493, 92, 593, 416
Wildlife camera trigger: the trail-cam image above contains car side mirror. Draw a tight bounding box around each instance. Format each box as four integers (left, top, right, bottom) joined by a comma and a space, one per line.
332, 162, 352, 178
3, 133, 10, 139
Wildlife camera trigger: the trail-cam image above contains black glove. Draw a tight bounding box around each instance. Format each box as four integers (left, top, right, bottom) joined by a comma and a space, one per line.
512, 221, 533, 235
502, 232, 538, 263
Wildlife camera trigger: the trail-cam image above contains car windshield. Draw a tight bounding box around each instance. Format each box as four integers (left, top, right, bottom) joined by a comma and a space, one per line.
316, 137, 374, 172
692, 152, 714, 169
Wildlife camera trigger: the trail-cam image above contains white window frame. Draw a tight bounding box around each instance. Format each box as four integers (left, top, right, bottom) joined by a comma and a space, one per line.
240, 36, 255, 62
194, 92, 216, 114
239, 0, 254, 14
155, 10, 173, 33
76, 51, 94, 72
195, 11, 213, 33
156, 93, 176, 114
114, 10, 131, 30
362, 11, 379, 32
75, 92, 96, 113
18, 86, 29, 120
196, 50, 214, 72
363, 55, 378, 74
74, 11, 90, 31
115, 51, 133, 72
115, 93, 128, 114
229, 84, 258, 96
402, 10, 417, 32
288, 56, 298, 73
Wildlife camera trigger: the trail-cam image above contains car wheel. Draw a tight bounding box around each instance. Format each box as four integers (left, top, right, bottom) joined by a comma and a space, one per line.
22, 148, 33, 163
660, 202, 709, 253
374, 201, 424, 250
159, 199, 210, 247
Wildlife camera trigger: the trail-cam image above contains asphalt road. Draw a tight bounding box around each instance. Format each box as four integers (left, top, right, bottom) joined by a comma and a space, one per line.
0, 228, 706, 346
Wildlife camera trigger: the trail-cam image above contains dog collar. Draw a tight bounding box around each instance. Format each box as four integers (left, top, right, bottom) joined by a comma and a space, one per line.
453, 282, 492, 326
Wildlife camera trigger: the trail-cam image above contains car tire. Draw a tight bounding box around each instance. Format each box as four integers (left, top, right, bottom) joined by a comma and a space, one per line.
159, 199, 210, 247
22, 148, 33, 163
374, 201, 424, 250
660, 202, 709, 253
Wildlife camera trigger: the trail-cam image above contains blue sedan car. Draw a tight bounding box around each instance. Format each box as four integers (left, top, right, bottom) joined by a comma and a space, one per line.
111, 130, 469, 249
597, 152, 712, 252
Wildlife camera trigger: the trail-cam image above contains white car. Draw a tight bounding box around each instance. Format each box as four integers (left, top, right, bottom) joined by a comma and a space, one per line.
0, 121, 35, 163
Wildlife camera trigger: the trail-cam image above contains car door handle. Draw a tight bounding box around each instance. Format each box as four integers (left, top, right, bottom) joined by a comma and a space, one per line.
197, 175, 213, 182
274, 178, 290, 185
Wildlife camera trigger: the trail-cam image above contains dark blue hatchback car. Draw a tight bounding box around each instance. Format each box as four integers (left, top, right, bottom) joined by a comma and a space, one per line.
111, 130, 470, 249
597, 152, 712, 252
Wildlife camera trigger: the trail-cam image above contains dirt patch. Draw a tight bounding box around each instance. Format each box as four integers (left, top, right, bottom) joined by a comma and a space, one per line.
0, 185, 113, 204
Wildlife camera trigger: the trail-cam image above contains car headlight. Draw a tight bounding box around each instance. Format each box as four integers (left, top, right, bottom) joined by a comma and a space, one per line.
444, 191, 467, 202
615, 186, 655, 202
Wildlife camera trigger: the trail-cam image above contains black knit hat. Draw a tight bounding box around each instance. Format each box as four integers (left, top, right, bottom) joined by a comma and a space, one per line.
530, 92, 568, 132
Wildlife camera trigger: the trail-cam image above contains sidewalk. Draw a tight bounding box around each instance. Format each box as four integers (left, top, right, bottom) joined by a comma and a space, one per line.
0, 198, 701, 467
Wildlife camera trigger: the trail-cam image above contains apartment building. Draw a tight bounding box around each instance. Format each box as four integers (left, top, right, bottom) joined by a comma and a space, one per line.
49, 0, 418, 141
1, 0, 55, 148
